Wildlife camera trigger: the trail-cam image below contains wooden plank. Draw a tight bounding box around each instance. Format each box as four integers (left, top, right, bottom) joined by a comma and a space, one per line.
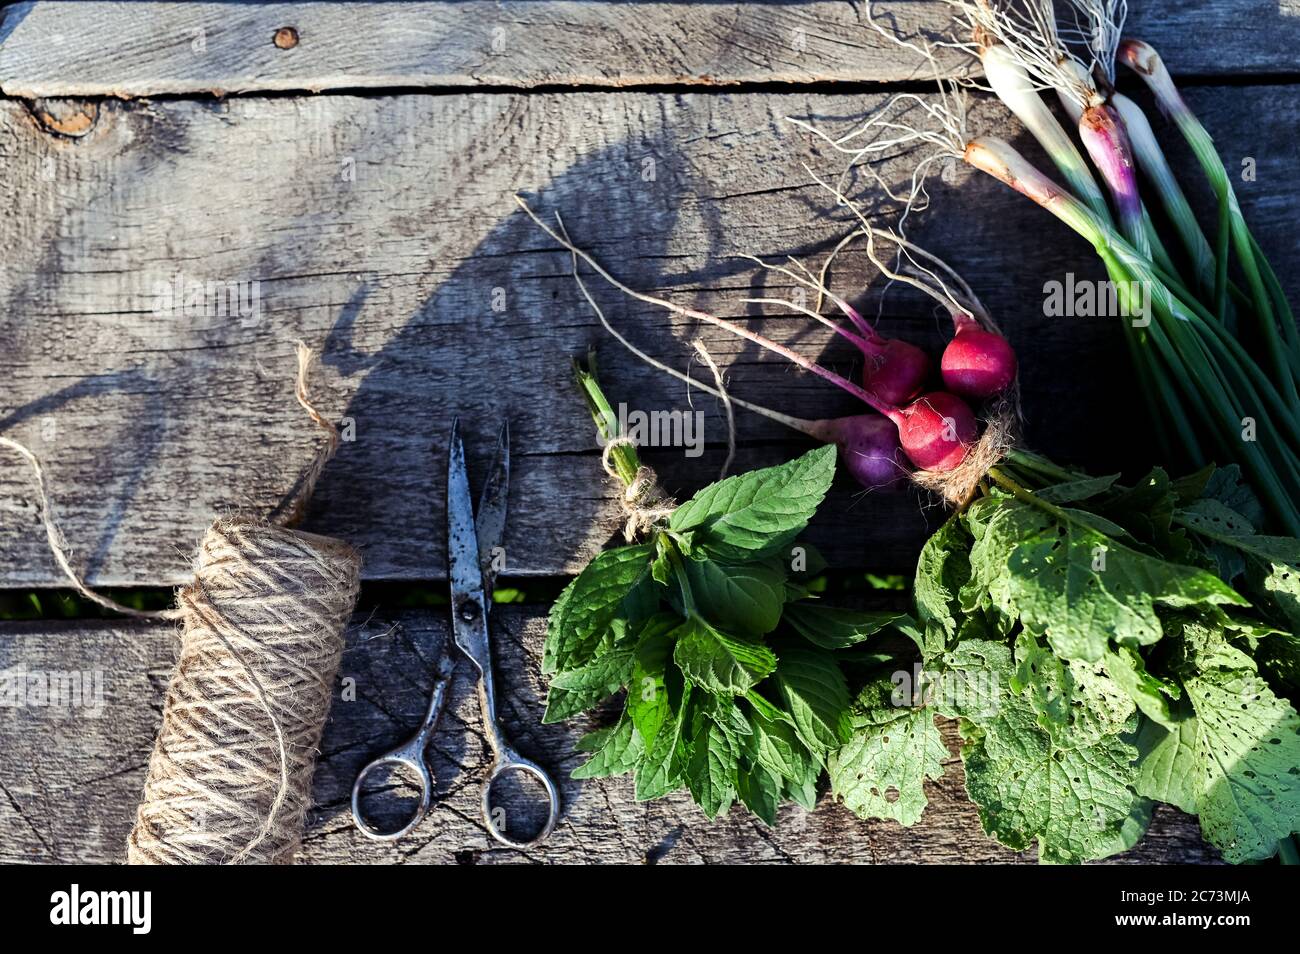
2, 1, 1297, 98
3, 83, 1297, 585
0, 610, 1219, 864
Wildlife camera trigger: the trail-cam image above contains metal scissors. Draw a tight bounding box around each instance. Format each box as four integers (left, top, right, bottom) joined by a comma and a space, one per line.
350, 419, 560, 848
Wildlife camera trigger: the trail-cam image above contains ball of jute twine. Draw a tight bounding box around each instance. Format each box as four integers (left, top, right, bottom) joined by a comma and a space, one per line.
1, 343, 360, 864
126, 517, 359, 864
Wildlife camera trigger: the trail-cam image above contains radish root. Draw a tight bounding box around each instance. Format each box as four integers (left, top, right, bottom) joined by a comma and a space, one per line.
691, 339, 736, 480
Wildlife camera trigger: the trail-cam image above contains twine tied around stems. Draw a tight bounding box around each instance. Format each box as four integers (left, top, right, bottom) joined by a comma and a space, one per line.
601, 437, 677, 542
597, 339, 738, 542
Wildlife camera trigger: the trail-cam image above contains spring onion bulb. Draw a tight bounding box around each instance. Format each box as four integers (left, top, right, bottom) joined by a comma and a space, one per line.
981, 43, 1110, 222
962, 136, 1104, 242
1077, 103, 1148, 257
1050, 53, 1176, 278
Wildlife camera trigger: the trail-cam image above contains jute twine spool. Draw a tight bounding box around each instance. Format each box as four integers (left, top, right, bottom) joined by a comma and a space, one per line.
124, 518, 359, 864
2, 344, 360, 865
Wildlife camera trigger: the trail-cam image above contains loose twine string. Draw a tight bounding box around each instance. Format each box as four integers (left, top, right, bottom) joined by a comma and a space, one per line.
2, 343, 360, 864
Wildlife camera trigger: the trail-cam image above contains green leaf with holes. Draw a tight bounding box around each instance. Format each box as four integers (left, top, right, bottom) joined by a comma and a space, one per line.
1137, 662, 1300, 863
915, 516, 973, 651
829, 678, 947, 826
941, 640, 1142, 863
1178, 498, 1300, 629
965, 497, 1246, 661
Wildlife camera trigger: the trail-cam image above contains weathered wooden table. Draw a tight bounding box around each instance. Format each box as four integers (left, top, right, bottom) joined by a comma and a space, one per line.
1, 1, 1295, 864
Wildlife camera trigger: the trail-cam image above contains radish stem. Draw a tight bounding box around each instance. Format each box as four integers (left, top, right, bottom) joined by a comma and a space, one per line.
515, 195, 899, 421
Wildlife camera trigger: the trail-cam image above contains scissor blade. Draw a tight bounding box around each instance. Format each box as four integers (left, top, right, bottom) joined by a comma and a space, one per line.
476, 421, 509, 591
447, 420, 486, 602
447, 420, 491, 674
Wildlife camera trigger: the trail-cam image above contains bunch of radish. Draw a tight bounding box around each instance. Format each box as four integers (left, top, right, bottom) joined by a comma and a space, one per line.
515, 192, 1017, 493
778, 294, 1016, 489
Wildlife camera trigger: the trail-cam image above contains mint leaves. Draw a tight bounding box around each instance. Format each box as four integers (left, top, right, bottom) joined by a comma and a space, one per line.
544, 442, 907, 823
669, 447, 837, 560
672, 616, 777, 694
543, 544, 653, 675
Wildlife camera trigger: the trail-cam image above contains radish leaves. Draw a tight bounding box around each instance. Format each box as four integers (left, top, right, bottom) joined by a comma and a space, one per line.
873, 452, 1300, 863
828, 677, 946, 827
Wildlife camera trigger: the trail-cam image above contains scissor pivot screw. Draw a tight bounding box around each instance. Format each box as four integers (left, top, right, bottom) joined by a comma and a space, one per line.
459, 601, 481, 623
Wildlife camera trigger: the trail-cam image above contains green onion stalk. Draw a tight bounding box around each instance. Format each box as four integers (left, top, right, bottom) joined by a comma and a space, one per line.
1118, 40, 1300, 404
961, 133, 1300, 536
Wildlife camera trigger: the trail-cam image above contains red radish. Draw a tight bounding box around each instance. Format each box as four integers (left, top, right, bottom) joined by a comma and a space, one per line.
941, 313, 1017, 400
862, 335, 932, 406
825, 296, 931, 406
888, 392, 979, 472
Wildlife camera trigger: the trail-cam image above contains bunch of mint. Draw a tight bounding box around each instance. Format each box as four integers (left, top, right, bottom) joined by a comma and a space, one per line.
542, 358, 908, 823
830, 449, 1300, 863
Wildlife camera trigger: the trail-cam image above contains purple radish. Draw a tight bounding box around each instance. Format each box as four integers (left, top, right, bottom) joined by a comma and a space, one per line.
863, 336, 932, 406
805, 415, 910, 489
941, 313, 1017, 400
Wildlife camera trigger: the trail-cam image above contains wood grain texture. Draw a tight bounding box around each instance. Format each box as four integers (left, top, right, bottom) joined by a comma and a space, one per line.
0, 609, 1219, 864
1, 1, 1298, 98
3, 83, 1297, 585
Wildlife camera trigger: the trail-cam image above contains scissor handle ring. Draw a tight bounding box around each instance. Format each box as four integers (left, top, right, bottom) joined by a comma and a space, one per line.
481, 756, 561, 849
351, 751, 433, 841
